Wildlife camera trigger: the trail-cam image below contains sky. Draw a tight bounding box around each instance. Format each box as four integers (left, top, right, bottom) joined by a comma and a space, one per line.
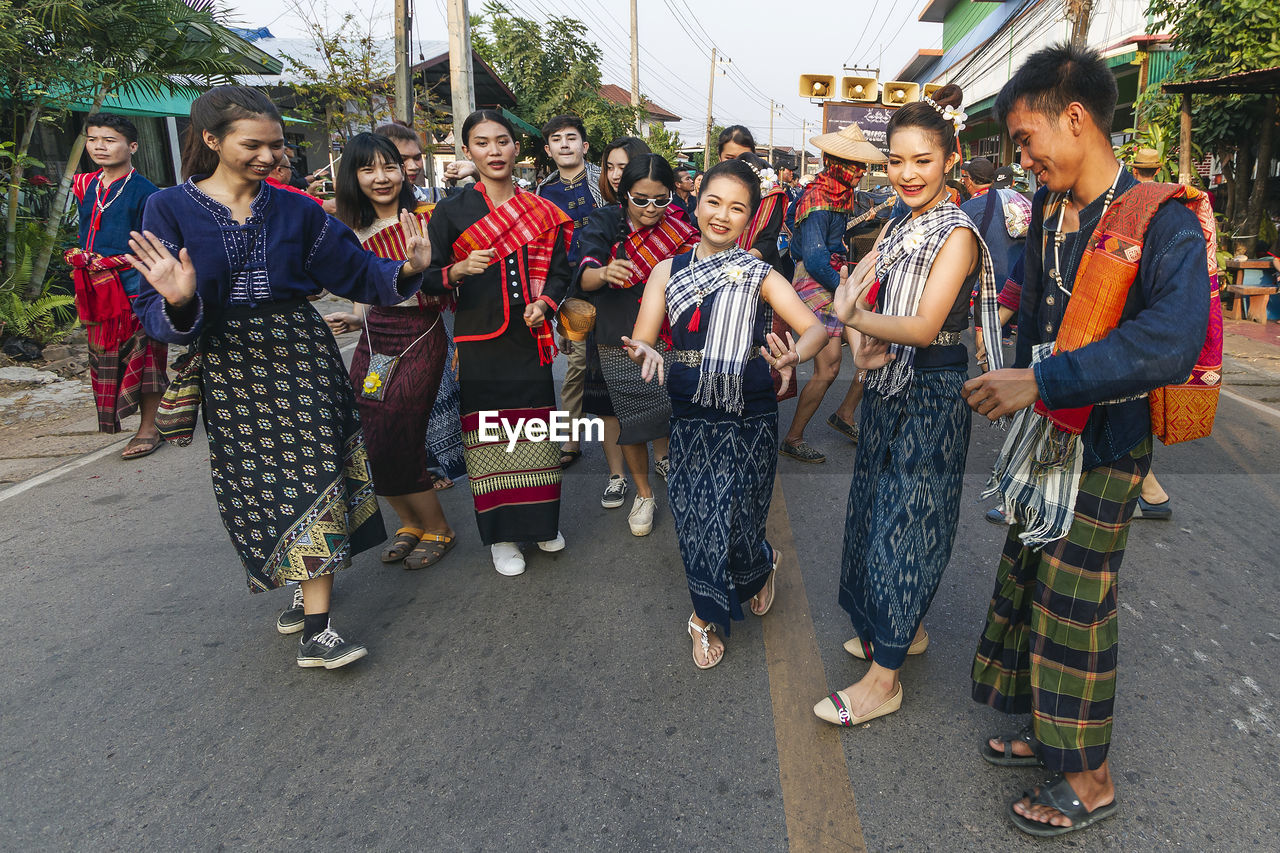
220, 0, 944, 154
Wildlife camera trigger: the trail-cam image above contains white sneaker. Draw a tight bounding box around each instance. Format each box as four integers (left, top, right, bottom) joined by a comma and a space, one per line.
628, 495, 656, 536
491, 542, 525, 576
537, 531, 566, 552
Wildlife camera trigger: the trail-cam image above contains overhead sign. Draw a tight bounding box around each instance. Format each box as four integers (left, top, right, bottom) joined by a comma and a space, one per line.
822, 103, 899, 157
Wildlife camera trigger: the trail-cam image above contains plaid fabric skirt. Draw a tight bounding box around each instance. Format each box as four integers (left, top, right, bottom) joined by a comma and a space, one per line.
581, 331, 616, 418
839, 368, 971, 669
669, 409, 777, 634
203, 300, 385, 593
425, 329, 466, 480
349, 306, 447, 496
596, 343, 671, 445
971, 437, 1151, 774
792, 264, 844, 339
88, 325, 169, 433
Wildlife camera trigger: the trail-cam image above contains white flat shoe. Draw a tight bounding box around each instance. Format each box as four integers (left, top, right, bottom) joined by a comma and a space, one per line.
843, 631, 930, 660
536, 531, 565, 552
491, 542, 525, 576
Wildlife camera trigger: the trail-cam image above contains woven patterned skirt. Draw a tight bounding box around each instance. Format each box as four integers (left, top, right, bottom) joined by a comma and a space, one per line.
971, 438, 1150, 774
202, 300, 385, 593
838, 367, 971, 669
669, 409, 777, 634
581, 331, 616, 418
425, 329, 466, 480
88, 324, 169, 433
596, 343, 671, 445
349, 306, 447, 496
792, 263, 844, 339
457, 318, 561, 545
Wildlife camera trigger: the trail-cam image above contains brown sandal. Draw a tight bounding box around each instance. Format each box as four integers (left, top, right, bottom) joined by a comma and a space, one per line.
121, 435, 162, 460
403, 532, 456, 570
380, 527, 423, 563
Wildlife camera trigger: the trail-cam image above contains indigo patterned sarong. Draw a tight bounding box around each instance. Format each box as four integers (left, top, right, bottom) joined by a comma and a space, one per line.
425, 330, 466, 480
669, 410, 777, 634
838, 367, 971, 668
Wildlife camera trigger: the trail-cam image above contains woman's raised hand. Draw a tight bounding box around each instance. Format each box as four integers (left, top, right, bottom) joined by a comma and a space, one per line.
853, 332, 895, 371
399, 209, 432, 275
127, 230, 197, 308
761, 330, 798, 396
621, 336, 664, 385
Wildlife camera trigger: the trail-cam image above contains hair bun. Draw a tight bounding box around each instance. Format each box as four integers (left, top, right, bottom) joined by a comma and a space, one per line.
930, 83, 964, 110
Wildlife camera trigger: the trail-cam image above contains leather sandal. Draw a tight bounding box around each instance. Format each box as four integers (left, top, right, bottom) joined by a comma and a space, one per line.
1008, 774, 1119, 838
981, 723, 1045, 768
403, 532, 456, 570
749, 547, 781, 617
121, 434, 162, 460
380, 527, 423, 563
687, 615, 722, 669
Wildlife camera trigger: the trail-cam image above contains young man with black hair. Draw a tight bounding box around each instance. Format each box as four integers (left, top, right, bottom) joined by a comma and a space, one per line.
672, 166, 697, 225
963, 43, 1211, 838
534, 114, 603, 468
68, 113, 166, 457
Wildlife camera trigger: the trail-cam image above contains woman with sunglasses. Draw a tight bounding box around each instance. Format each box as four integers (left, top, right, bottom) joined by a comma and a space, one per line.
575, 154, 698, 536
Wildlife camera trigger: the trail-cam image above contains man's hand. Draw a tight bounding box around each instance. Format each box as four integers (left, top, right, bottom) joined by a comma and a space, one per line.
962, 367, 1040, 421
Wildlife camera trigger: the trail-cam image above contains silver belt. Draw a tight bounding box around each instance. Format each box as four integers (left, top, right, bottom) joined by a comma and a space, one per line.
931, 330, 962, 347
669, 348, 760, 367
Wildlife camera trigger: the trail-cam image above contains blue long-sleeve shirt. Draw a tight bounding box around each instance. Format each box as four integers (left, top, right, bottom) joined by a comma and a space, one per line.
794, 208, 847, 290
135, 179, 421, 345
1019, 170, 1210, 468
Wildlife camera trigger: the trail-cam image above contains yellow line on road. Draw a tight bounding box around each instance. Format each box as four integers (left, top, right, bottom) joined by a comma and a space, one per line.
762, 478, 868, 853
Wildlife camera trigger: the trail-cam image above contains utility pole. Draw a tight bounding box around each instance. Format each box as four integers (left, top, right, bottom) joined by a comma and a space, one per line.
768, 99, 775, 168
393, 0, 412, 125
1067, 0, 1095, 48
630, 0, 641, 134
703, 47, 717, 170
800, 120, 809, 176
447, 0, 476, 160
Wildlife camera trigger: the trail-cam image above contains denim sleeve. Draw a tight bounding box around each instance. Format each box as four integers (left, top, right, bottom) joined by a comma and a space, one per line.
1034, 203, 1210, 409
796, 210, 840, 290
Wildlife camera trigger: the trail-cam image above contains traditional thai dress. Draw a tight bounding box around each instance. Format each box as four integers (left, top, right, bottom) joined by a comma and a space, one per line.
422, 183, 572, 545
665, 247, 778, 633
576, 205, 698, 444
348, 205, 451, 496
973, 173, 1214, 774
134, 178, 421, 593
838, 201, 1004, 669
66, 168, 167, 433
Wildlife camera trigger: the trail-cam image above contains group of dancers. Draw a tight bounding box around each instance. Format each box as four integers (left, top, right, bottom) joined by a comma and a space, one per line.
113, 41, 1216, 838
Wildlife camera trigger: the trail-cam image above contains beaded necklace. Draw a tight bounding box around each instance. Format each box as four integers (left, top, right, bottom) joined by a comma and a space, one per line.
1048, 164, 1123, 297
85, 168, 136, 252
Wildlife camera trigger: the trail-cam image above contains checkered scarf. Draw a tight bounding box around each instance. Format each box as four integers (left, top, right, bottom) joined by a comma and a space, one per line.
666, 246, 771, 413
866, 201, 1003, 398
453, 184, 571, 364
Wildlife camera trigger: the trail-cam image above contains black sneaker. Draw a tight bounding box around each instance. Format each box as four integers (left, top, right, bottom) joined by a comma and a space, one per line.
275, 585, 305, 635
601, 474, 629, 509
297, 623, 368, 669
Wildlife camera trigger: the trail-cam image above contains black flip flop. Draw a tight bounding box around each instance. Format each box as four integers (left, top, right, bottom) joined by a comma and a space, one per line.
559, 449, 582, 469
981, 724, 1045, 767
1008, 775, 1119, 838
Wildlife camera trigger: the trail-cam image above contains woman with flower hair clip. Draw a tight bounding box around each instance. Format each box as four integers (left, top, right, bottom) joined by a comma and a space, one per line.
624, 158, 826, 669
810, 84, 1006, 725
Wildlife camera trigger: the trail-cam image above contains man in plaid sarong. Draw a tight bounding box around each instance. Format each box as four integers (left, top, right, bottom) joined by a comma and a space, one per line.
70, 113, 167, 456
961, 45, 1210, 838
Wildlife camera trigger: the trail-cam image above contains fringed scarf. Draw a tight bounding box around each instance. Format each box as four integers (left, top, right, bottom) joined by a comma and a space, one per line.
666, 246, 771, 413
63, 248, 139, 350
453, 184, 571, 365
613, 207, 700, 287
865, 201, 1003, 398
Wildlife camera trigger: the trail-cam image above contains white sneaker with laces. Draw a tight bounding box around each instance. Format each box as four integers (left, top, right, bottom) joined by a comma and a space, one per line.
491, 542, 525, 576
537, 531, 566, 552
628, 495, 656, 536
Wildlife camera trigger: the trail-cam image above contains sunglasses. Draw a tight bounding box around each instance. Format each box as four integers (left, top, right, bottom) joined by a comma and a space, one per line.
627, 192, 673, 208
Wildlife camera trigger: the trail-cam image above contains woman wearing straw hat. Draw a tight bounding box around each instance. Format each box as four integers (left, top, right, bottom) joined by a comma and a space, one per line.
779, 122, 888, 464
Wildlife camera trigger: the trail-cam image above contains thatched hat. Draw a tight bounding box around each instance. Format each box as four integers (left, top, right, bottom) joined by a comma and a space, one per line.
809, 122, 887, 164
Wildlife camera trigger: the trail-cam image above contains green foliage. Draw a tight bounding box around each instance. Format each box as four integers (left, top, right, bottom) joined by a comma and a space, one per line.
645, 124, 684, 165
283, 8, 394, 140
470, 2, 637, 158
1115, 123, 1188, 183
0, 223, 78, 345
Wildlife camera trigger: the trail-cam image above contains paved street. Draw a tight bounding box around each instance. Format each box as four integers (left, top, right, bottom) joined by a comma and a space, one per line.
2, 334, 1277, 852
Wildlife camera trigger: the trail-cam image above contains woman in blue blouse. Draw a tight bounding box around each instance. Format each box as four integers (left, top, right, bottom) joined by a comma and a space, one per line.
128, 87, 432, 671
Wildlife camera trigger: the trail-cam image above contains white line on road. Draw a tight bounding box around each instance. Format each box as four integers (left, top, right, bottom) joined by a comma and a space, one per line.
0, 437, 130, 504
1223, 388, 1280, 421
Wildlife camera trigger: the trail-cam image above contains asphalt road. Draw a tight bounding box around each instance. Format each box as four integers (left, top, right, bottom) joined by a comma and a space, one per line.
1, 339, 1277, 852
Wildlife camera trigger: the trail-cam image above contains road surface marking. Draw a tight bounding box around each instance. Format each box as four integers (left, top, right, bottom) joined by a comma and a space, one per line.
0, 437, 130, 504
762, 479, 868, 853
1222, 388, 1280, 421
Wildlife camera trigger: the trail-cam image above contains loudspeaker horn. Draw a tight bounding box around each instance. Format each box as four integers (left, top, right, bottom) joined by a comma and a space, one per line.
841, 76, 880, 103
881, 81, 920, 106
799, 74, 836, 100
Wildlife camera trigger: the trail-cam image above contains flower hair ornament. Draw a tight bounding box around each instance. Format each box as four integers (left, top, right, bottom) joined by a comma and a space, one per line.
738, 158, 779, 193
923, 96, 967, 134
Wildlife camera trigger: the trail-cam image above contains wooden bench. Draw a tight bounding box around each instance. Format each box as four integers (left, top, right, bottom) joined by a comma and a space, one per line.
1223, 259, 1277, 323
